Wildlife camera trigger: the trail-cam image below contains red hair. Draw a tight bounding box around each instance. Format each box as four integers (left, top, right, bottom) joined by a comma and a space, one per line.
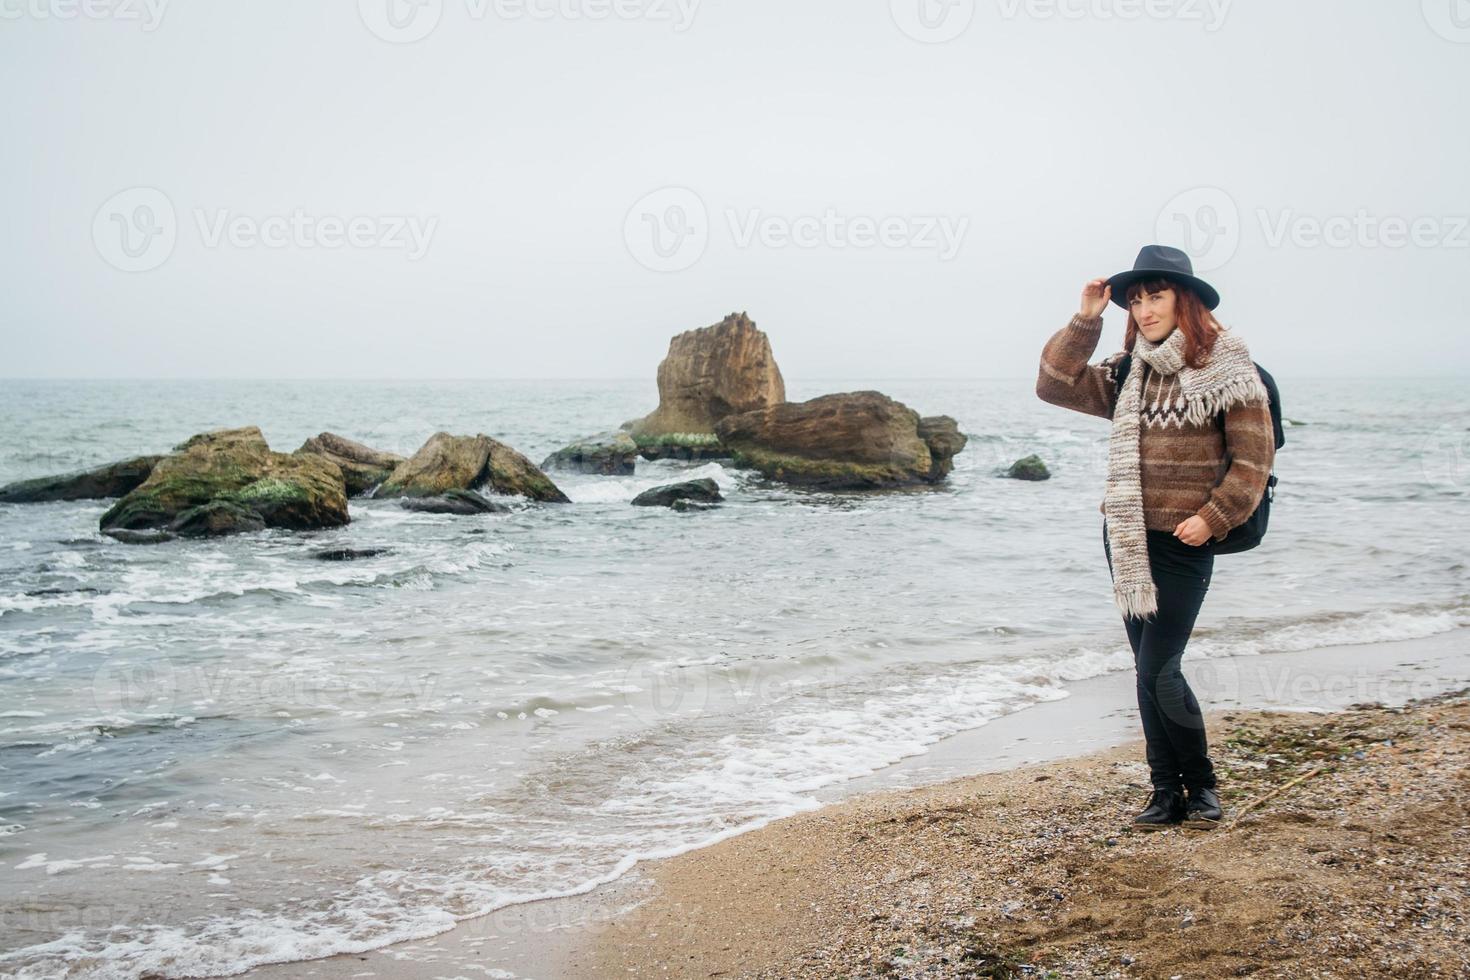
1123, 277, 1224, 370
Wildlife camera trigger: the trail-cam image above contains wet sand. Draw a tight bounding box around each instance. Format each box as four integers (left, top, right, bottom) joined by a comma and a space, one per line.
241, 627, 1470, 979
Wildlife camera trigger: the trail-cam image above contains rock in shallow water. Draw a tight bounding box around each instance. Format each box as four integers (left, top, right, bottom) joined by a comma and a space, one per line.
397, 489, 511, 515
670, 497, 719, 512
713, 390, 967, 490
376, 432, 569, 503
540, 431, 639, 476
625, 311, 786, 441
103, 528, 178, 545
0, 455, 162, 503
1005, 455, 1050, 481
99, 427, 349, 537
295, 433, 405, 496
311, 547, 392, 561
630, 478, 724, 508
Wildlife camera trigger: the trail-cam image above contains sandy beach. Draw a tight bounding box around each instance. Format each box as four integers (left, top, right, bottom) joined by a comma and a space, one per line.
240, 627, 1470, 980
574, 687, 1470, 979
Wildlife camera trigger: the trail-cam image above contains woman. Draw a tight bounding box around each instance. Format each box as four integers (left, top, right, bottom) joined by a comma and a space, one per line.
1035, 245, 1275, 832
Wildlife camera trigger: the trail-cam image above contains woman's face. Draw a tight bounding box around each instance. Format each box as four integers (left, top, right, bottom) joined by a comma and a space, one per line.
1129, 285, 1178, 342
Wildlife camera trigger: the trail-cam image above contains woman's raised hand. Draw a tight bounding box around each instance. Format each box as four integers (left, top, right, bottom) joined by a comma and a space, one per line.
1079, 279, 1111, 319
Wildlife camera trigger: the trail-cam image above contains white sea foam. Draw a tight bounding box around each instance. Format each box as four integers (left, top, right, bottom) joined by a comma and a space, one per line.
3, 606, 1466, 978
559, 461, 735, 504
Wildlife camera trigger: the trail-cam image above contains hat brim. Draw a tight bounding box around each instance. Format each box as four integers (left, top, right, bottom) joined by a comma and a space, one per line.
1106, 270, 1220, 312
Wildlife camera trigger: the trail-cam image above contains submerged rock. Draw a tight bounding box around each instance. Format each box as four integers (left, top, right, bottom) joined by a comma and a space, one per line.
376, 432, 569, 503
540, 431, 639, 475
99, 426, 349, 537
630, 477, 724, 508
1005, 455, 1050, 481
625, 311, 785, 443
312, 547, 392, 561
670, 497, 719, 512
0, 455, 162, 503
624, 434, 732, 463
398, 489, 511, 515
103, 528, 178, 545
713, 391, 967, 490
296, 433, 405, 496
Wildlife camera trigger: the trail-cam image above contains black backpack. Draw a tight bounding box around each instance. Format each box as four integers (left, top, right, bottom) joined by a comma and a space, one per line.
1114, 354, 1284, 555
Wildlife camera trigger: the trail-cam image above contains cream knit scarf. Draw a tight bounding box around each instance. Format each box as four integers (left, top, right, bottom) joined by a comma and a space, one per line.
1104, 326, 1267, 620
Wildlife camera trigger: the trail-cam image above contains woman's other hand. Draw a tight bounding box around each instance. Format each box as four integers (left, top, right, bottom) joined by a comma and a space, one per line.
1174, 515, 1213, 547
1079, 279, 1112, 319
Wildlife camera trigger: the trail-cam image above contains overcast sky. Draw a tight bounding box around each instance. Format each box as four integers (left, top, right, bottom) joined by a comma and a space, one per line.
2, 1, 1466, 379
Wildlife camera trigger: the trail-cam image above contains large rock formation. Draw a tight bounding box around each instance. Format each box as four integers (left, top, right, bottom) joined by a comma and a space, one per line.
0, 455, 162, 503
375, 432, 569, 504
625, 312, 785, 448
713, 391, 967, 490
99, 426, 350, 537
296, 433, 404, 496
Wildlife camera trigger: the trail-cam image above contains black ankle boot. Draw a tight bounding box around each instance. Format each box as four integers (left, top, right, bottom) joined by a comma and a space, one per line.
1132, 786, 1185, 831
1183, 786, 1223, 829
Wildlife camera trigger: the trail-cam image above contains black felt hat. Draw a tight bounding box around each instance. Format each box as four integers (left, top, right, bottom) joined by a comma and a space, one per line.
1105, 244, 1220, 311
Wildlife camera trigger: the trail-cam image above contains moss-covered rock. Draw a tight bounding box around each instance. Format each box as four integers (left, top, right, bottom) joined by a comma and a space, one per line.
714, 391, 967, 490
0, 455, 162, 503
724, 447, 920, 490
295, 432, 405, 496
540, 431, 640, 475
99, 426, 349, 536
485, 440, 570, 503
377, 432, 569, 503
630, 477, 723, 508
1005, 455, 1050, 481
625, 430, 732, 462
170, 500, 268, 537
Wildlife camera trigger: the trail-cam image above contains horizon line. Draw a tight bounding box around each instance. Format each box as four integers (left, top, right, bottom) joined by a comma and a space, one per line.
5, 374, 1469, 383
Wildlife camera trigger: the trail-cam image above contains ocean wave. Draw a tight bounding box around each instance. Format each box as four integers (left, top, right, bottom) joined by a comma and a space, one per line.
2, 599, 1466, 979
1189, 598, 1470, 657
557, 460, 736, 504
3, 542, 512, 621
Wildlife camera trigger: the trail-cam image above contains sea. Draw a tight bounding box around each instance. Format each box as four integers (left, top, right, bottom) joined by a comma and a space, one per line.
1, 375, 1466, 978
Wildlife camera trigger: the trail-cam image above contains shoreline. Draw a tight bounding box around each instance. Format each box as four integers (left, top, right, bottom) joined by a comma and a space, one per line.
575, 684, 1470, 978
239, 626, 1470, 980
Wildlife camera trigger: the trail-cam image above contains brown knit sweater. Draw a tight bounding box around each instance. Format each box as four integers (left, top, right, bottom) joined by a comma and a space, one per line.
1036, 313, 1275, 541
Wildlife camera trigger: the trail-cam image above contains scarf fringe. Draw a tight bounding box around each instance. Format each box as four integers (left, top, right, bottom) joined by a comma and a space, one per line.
1114, 582, 1159, 621
1181, 374, 1270, 427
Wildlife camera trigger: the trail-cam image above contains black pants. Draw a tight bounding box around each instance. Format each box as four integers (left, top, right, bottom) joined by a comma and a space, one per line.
1103, 520, 1217, 792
